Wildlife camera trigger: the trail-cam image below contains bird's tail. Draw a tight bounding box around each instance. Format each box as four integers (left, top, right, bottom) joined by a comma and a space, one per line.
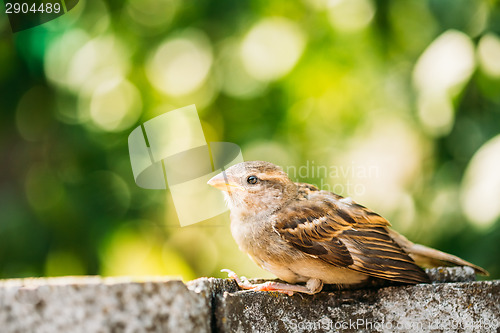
389, 229, 489, 276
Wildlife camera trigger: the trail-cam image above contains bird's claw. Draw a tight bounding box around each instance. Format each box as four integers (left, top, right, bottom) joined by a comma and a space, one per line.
253, 282, 294, 296
221, 269, 238, 280
221, 269, 250, 287
221, 269, 295, 296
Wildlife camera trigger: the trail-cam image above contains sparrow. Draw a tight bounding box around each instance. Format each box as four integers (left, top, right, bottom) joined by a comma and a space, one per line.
208, 161, 489, 295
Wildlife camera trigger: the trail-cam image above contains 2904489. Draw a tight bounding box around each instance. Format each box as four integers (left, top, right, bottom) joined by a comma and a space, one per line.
5, 2, 61, 14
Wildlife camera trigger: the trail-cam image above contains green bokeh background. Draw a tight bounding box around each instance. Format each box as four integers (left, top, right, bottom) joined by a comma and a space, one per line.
0, 0, 499, 281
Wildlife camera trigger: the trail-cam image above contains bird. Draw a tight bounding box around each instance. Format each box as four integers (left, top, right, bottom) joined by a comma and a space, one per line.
207, 160, 488, 295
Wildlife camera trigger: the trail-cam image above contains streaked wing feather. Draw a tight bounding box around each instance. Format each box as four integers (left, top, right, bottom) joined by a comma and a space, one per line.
343, 228, 430, 283
274, 186, 430, 284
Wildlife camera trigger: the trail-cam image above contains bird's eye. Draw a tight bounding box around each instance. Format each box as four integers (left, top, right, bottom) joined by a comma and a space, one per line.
247, 176, 258, 184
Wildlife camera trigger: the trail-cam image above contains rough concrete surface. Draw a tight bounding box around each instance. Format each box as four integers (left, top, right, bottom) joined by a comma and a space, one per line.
216, 280, 499, 333
0, 277, 211, 333
0, 267, 498, 333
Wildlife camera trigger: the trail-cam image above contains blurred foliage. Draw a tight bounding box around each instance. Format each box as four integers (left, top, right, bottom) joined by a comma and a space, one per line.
0, 0, 499, 281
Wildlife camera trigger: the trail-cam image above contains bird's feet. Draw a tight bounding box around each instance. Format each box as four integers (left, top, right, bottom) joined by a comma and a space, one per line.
221, 269, 322, 296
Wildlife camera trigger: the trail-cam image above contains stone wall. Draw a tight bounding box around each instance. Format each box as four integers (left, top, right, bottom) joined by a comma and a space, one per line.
0, 267, 498, 332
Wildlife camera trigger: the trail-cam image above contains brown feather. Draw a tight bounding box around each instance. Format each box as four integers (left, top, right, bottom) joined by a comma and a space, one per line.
275, 184, 430, 284
388, 229, 489, 276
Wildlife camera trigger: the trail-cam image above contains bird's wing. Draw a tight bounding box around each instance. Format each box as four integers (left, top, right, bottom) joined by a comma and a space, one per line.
274, 186, 430, 284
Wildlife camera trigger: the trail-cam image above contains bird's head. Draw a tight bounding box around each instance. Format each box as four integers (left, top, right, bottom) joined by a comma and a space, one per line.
207, 161, 297, 215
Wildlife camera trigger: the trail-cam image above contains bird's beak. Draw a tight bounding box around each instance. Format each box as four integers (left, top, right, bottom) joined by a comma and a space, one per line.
207, 172, 245, 192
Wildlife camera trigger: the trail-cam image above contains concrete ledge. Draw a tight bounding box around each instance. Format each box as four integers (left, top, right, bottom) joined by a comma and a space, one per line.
216, 280, 499, 332
0, 277, 213, 333
0, 268, 498, 333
